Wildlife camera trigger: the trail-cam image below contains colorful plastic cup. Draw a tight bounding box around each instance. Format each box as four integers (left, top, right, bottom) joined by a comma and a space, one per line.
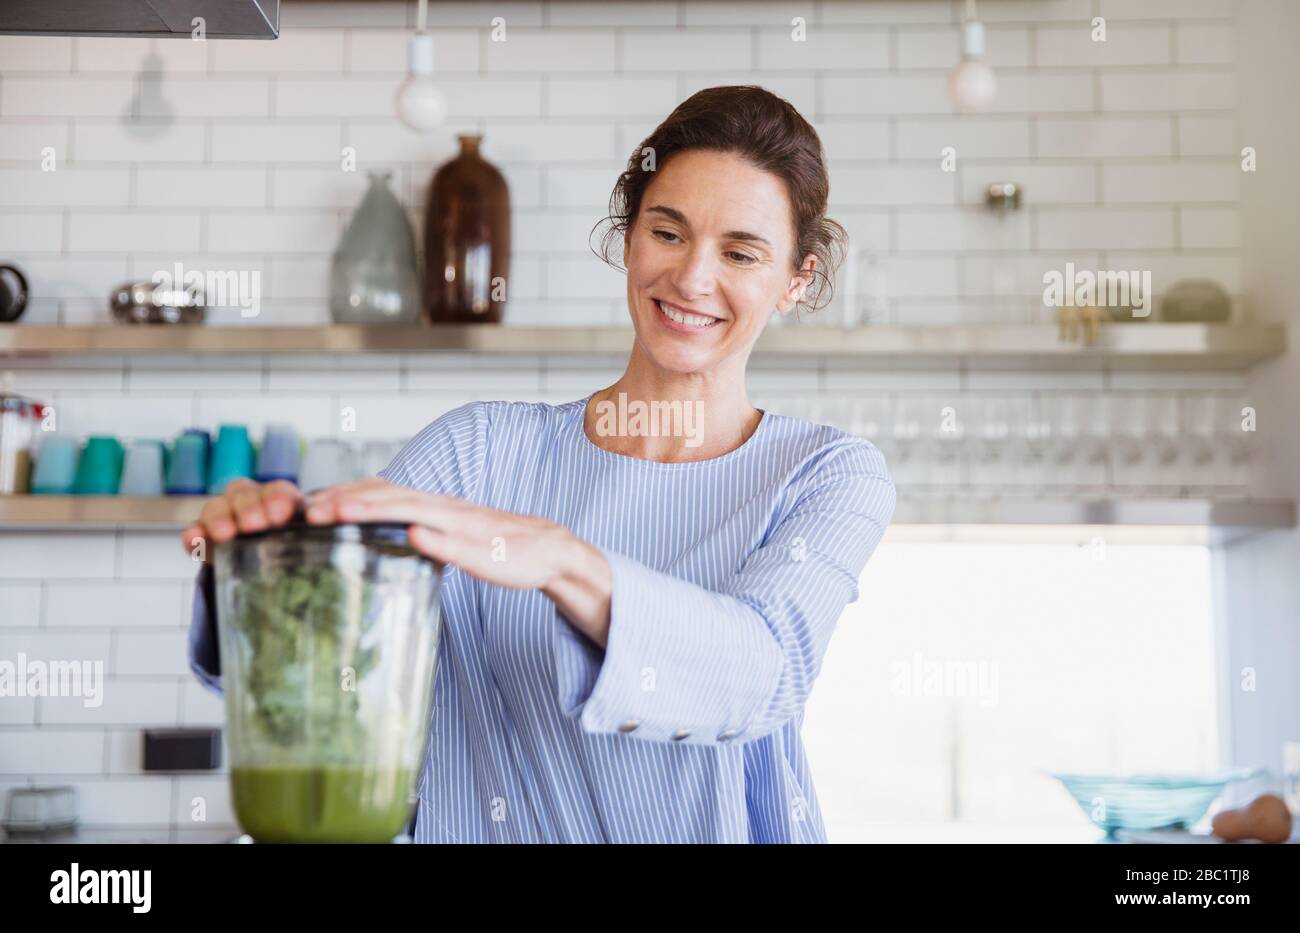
156, 437, 170, 478
183, 427, 211, 471
256, 424, 300, 484
166, 433, 209, 495
30, 435, 80, 495
208, 424, 254, 495
119, 440, 166, 497
72, 435, 124, 495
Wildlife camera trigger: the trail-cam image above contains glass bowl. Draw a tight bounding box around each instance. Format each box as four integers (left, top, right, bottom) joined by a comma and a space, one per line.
1050, 769, 1261, 837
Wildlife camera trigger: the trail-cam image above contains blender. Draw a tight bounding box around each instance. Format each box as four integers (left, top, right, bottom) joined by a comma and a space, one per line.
213, 512, 442, 843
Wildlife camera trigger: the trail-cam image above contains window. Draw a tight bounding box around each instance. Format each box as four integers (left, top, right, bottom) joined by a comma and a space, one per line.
804, 539, 1219, 843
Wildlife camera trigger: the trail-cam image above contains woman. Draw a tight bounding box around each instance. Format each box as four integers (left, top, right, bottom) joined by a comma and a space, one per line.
183, 85, 896, 843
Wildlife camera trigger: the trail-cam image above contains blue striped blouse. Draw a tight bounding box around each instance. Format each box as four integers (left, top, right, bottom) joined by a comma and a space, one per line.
189, 395, 895, 843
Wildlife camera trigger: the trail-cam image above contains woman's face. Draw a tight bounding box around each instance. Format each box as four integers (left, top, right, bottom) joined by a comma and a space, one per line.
622, 149, 815, 376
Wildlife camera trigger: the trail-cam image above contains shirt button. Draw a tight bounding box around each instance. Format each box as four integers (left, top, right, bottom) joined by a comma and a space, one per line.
717, 728, 741, 742
670, 729, 691, 741
617, 719, 640, 733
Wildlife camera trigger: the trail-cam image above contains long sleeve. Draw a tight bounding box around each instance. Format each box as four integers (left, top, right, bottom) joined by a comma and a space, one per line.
184, 401, 492, 697
552, 438, 895, 746
188, 560, 223, 695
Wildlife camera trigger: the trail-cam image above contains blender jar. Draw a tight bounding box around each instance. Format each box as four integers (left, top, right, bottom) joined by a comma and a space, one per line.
214, 515, 442, 843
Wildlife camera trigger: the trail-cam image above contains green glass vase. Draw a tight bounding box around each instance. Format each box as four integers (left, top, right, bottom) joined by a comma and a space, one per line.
329, 171, 420, 325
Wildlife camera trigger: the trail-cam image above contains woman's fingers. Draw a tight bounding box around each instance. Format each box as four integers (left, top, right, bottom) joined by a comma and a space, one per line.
194, 493, 237, 543
303, 478, 440, 521
301, 477, 387, 523
330, 488, 472, 534
226, 478, 300, 532
324, 480, 461, 515
181, 477, 473, 554
225, 478, 276, 532
407, 524, 457, 564
259, 480, 301, 525
179, 522, 206, 554
177, 479, 304, 556
303, 476, 387, 499
179, 489, 237, 554
297, 481, 565, 592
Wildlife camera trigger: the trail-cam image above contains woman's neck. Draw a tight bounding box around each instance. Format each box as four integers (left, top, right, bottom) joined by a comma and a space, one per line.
582, 353, 762, 463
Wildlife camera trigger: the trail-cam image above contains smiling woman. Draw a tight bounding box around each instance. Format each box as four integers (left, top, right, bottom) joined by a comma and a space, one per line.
182, 85, 896, 844
595, 84, 846, 317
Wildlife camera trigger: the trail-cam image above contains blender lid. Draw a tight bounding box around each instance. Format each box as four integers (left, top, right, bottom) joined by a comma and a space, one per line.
230, 505, 416, 549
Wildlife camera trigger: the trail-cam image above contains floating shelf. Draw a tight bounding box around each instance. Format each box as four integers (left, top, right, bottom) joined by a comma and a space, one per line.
891, 497, 1295, 530
1, 496, 1291, 540
0, 496, 208, 528
0, 323, 1285, 370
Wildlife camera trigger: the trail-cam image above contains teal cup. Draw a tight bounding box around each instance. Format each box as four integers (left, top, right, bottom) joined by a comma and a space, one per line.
208, 424, 254, 495
72, 435, 124, 495
166, 433, 209, 495
30, 435, 80, 494
182, 428, 210, 466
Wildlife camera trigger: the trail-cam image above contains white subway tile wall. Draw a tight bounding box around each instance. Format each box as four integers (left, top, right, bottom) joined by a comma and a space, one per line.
0, 0, 1246, 835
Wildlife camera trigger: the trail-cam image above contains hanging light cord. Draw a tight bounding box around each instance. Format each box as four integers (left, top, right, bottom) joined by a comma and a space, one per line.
416, 0, 428, 33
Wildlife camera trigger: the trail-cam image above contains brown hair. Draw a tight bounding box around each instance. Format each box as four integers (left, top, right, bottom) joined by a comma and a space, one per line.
593, 85, 847, 316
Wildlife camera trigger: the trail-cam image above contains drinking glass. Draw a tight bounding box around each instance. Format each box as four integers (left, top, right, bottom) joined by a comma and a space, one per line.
299, 440, 359, 493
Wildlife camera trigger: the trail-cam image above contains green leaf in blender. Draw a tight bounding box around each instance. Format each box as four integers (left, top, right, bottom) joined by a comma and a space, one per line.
229, 563, 380, 758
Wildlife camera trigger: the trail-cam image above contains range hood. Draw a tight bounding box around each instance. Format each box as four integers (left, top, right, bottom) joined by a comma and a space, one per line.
0, 0, 279, 39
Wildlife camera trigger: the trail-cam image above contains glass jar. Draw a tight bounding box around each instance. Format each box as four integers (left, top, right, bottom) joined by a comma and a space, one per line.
214, 515, 442, 843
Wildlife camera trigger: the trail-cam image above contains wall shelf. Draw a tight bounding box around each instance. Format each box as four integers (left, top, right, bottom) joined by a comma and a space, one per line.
894, 497, 1295, 526
0, 323, 1285, 370
0, 496, 208, 528
1, 496, 1291, 540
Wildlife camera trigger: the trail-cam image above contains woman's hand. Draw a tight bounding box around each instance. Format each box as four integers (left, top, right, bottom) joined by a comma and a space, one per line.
179, 478, 302, 558
305, 478, 613, 647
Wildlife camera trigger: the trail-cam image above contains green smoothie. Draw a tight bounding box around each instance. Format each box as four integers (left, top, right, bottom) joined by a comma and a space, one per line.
232, 766, 414, 843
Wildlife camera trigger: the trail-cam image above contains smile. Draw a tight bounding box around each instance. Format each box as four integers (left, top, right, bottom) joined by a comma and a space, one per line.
654, 299, 721, 329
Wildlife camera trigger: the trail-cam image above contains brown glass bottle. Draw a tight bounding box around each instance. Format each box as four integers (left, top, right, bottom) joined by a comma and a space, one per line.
423, 134, 511, 324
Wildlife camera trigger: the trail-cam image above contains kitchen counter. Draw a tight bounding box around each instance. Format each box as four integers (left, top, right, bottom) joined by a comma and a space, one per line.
5, 822, 1294, 844
0, 826, 242, 844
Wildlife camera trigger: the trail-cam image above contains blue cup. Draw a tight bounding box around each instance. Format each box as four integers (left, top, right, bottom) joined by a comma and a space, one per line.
166, 433, 208, 495
183, 427, 211, 471
30, 436, 80, 494
256, 424, 299, 484
208, 424, 254, 495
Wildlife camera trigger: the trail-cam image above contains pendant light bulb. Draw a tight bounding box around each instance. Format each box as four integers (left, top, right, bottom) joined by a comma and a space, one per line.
948, 19, 996, 113
395, 33, 447, 131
